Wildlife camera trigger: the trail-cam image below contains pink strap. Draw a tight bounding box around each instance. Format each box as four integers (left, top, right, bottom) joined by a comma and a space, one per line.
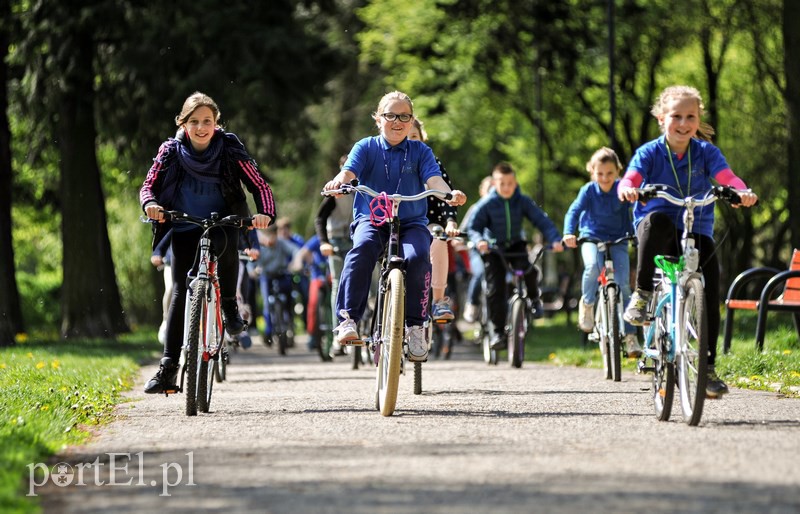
369, 193, 392, 226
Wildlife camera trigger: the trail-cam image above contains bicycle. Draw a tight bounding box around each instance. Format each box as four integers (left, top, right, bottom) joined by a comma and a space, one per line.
260, 273, 294, 356
633, 184, 747, 426
577, 234, 637, 382
312, 262, 335, 362
479, 244, 545, 368
153, 210, 252, 416
322, 181, 452, 416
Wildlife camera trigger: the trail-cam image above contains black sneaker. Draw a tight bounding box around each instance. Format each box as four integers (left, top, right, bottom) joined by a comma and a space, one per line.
531, 299, 544, 319
144, 357, 179, 394
221, 297, 245, 336
490, 332, 507, 351
706, 368, 729, 398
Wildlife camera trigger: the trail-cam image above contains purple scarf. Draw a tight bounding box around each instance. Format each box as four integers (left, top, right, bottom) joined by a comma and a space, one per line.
177, 132, 224, 183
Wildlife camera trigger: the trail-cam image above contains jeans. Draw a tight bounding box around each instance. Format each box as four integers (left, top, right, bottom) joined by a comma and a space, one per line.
580, 241, 634, 335
466, 248, 484, 305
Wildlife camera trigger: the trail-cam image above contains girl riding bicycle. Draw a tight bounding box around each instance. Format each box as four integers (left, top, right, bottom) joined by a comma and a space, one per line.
322, 91, 466, 362
140, 91, 274, 394
563, 147, 640, 357
617, 85, 758, 398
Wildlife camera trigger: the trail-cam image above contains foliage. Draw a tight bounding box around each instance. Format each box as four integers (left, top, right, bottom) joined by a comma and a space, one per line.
0, 333, 157, 513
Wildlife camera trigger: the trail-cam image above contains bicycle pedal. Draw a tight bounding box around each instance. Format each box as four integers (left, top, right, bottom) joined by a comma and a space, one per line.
341, 339, 365, 347
162, 387, 181, 396
433, 318, 452, 325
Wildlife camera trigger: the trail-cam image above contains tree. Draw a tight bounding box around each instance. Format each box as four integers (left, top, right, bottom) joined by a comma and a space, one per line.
785, 0, 800, 250
0, 0, 24, 345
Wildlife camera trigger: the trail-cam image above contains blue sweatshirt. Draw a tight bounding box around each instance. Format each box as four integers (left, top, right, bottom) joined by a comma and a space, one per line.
467, 186, 561, 247
563, 180, 633, 241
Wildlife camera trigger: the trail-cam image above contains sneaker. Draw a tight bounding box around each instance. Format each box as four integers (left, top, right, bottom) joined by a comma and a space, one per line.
432, 297, 455, 321
531, 298, 544, 319
406, 324, 428, 361
144, 357, 179, 394
624, 333, 642, 358
334, 310, 359, 345
238, 332, 252, 350
490, 332, 507, 351
706, 367, 730, 398
623, 289, 652, 326
579, 300, 594, 332
221, 297, 245, 336
463, 303, 479, 323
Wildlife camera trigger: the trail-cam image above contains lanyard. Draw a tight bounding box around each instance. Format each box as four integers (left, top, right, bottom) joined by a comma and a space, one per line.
382, 143, 408, 194
665, 140, 691, 197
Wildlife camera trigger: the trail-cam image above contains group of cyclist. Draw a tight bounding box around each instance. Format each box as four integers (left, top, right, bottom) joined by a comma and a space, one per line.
140, 85, 757, 401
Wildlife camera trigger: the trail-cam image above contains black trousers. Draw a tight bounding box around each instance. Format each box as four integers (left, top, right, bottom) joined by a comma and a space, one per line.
635, 212, 721, 365
163, 227, 239, 359
482, 241, 540, 336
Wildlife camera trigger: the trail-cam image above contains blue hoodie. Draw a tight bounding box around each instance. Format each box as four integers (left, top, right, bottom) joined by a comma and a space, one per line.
467, 186, 561, 247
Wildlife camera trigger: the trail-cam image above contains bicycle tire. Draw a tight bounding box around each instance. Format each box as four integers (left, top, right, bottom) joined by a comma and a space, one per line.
273, 301, 288, 356
594, 294, 612, 380
652, 296, 675, 421
509, 298, 526, 368
197, 290, 218, 413
480, 299, 498, 365
316, 293, 334, 362
214, 350, 226, 382
431, 324, 443, 358
184, 281, 206, 417
414, 362, 422, 395
198, 358, 213, 413
678, 276, 708, 426
607, 287, 622, 382
376, 269, 404, 416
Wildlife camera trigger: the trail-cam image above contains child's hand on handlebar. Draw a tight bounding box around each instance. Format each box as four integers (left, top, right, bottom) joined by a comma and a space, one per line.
550, 240, 564, 252
734, 190, 759, 208
251, 214, 271, 229
445, 220, 460, 237
562, 235, 577, 249
617, 186, 639, 203
446, 190, 467, 207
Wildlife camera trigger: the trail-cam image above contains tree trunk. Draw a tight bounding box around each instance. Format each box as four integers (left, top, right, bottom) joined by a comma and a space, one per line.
0, 0, 24, 346
58, 30, 128, 338
785, 0, 800, 250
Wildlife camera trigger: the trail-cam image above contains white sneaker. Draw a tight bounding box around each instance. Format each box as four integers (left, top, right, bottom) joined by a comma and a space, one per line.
579, 300, 594, 332
334, 310, 360, 345
406, 325, 428, 362
624, 333, 642, 358
463, 303, 478, 323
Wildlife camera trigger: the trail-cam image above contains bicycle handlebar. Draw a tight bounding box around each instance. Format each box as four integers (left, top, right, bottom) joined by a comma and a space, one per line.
575, 234, 637, 247
633, 184, 750, 207
322, 180, 453, 203
155, 210, 254, 230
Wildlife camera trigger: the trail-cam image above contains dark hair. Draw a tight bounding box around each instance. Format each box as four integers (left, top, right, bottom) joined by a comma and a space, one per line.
492, 162, 515, 176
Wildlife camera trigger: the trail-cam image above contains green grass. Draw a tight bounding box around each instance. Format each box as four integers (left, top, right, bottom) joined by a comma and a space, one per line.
523, 310, 800, 397
0, 332, 159, 514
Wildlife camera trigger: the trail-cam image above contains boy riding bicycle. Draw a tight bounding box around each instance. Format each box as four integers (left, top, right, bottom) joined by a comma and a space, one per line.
467, 162, 563, 351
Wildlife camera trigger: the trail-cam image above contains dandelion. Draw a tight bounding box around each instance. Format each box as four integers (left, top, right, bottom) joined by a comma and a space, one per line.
51, 360, 60, 369
548, 353, 556, 360
15, 333, 28, 344
36, 361, 45, 369
0, 363, 6, 369
782, 349, 792, 356
40, 405, 50, 411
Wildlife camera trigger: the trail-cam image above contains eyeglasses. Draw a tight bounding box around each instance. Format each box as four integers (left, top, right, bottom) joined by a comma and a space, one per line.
379, 112, 413, 123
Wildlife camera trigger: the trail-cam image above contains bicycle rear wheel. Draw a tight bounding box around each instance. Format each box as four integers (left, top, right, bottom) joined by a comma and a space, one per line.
509, 298, 526, 368
677, 276, 708, 426
185, 281, 207, 417
607, 287, 622, 382
376, 269, 404, 416
480, 298, 498, 365
652, 298, 675, 421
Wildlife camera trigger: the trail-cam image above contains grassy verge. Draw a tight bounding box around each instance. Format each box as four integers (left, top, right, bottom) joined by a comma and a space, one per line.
0, 332, 159, 514
523, 310, 800, 397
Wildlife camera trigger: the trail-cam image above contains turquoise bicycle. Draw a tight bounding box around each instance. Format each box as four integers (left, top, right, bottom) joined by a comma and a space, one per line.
634, 185, 747, 426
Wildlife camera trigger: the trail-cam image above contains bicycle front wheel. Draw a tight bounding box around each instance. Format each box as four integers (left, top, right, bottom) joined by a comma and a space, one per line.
677, 276, 708, 426
509, 298, 526, 368
376, 269, 404, 416
607, 287, 622, 382
652, 297, 675, 422
198, 289, 221, 413
185, 281, 207, 417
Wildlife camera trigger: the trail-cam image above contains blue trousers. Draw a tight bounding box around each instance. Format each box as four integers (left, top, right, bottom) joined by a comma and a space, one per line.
336, 220, 432, 327
580, 241, 634, 335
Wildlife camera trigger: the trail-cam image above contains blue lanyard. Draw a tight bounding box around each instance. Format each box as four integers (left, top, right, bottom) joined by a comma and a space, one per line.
665, 140, 691, 197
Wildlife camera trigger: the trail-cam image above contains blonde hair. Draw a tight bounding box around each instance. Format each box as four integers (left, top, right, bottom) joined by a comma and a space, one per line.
373, 91, 414, 121
586, 147, 622, 175
411, 118, 428, 142
175, 91, 221, 127
650, 85, 715, 142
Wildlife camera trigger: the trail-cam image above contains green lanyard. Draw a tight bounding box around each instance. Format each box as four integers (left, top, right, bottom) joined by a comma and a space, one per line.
665, 140, 691, 197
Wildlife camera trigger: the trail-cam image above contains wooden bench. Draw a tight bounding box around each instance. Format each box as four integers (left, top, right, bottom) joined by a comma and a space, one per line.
722, 248, 800, 352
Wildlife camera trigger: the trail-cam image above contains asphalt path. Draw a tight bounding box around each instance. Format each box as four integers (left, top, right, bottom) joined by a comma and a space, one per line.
38, 330, 800, 513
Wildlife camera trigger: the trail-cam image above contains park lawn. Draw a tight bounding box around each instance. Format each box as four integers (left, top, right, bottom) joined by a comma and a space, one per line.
525, 310, 800, 398
0, 332, 159, 514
